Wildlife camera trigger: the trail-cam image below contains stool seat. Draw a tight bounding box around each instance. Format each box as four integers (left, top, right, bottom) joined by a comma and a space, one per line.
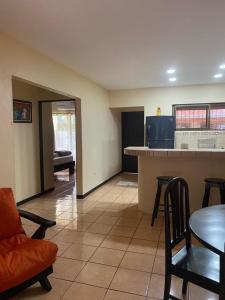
151, 176, 175, 226
204, 178, 225, 184
156, 176, 175, 182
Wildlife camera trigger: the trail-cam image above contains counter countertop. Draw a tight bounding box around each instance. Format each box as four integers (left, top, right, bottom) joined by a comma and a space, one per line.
124, 146, 225, 158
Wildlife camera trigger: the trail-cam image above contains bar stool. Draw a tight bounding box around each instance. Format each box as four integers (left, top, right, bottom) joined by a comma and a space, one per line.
151, 176, 175, 226
202, 178, 225, 208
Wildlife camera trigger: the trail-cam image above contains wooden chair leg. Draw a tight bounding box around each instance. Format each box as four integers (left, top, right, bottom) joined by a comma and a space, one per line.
151, 182, 162, 226
219, 252, 225, 300
40, 277, 52, 291
163, 273, 172, 300
182, 279, 188, 295
219, 293, 225, 300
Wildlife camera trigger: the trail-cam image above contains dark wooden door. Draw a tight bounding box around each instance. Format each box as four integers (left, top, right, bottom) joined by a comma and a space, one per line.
122, 111, 144, 173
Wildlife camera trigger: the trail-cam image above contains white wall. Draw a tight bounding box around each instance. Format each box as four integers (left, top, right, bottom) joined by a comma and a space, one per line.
109, 84, 225, 149
42, 102, 54, 191
13, 97, 40, 201
109, 84, 225, 116
175, 130, 225, 150
0, 33, 121, 201
12, 79, 71, 201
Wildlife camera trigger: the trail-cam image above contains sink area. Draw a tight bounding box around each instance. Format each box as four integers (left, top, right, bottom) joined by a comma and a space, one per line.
175, 130, 225, 150
197, 138, 216, 149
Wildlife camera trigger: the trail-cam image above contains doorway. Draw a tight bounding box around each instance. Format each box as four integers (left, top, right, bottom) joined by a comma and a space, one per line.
12, 77, 83, 203
39, 100, 76, 194
122, 111, 144, 173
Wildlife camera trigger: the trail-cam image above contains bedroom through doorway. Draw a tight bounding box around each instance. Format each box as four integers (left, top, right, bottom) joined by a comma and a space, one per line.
39, 99, 76, 196
52, 101, 76, 193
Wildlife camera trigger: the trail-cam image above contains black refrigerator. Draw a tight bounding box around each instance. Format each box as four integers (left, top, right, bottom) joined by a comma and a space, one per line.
146, 116, 175, 149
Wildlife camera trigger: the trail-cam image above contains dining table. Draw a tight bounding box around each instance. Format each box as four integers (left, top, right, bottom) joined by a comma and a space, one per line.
189, 204, 225, 299
189, 204, 225, 255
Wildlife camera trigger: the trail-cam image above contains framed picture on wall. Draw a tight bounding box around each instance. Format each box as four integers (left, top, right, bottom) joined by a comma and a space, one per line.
13, 99, 32, 123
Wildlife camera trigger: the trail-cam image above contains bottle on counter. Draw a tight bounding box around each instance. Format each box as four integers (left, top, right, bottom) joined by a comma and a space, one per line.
156, 107, 161, 116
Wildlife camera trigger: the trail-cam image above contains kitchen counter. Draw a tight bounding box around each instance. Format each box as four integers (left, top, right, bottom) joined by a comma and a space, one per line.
125, 147, 225, 157
124, 147, 225, 214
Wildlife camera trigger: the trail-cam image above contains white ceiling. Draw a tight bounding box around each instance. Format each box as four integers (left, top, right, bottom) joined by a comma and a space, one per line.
1, 0, 225, 90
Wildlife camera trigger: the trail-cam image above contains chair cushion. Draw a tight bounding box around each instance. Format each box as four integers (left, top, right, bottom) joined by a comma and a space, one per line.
0, 234, 58, 292
0, 188, 24, 240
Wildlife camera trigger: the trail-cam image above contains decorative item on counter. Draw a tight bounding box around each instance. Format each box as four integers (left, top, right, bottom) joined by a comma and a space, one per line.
156, 107, 161, 116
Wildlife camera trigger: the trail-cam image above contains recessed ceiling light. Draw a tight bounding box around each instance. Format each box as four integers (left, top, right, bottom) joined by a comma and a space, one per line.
167, 69, 176, 74
169, 77, 177, 82
214, 73, 223, 79
219, 64, 225, 69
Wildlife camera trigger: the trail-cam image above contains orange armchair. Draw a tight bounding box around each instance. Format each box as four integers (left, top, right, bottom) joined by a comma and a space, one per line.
0, 188, 58, 299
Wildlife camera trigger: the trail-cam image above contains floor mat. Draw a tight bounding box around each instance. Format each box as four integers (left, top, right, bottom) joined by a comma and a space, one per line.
117, 180, 138, 188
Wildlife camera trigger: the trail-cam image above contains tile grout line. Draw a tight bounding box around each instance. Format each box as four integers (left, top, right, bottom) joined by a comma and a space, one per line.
62, 187, 126, 297
21, 174, 171, 299
102, 211, 148, 299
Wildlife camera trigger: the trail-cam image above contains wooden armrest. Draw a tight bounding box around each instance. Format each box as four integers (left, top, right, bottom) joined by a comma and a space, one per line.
18, 209, 56, 227
18, 209, 56, 239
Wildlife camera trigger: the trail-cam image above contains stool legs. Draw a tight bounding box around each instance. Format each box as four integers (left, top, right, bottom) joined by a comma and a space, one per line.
202, 182, 225, 208
202, 183, 210, 208
151, 181, 162, 226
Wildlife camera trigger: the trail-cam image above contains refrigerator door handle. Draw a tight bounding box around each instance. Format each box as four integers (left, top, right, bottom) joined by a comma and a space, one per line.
147, 125, 151, 138
147, 125, 151, 146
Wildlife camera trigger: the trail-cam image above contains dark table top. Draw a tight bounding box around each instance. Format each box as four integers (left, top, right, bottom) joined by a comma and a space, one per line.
189, 204, 225, 255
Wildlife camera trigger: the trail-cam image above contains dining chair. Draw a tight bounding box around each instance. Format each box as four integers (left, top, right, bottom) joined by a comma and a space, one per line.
163, 177, 225, 300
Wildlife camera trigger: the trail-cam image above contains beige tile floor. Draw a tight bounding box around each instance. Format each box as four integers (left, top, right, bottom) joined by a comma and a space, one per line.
15, 173, 218, 300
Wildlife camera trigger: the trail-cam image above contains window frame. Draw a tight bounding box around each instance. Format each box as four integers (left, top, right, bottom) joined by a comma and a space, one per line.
173, 102, 225, 131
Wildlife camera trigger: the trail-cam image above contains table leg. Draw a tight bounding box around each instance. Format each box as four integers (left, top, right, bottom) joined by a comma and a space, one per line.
219, 253, 225, 300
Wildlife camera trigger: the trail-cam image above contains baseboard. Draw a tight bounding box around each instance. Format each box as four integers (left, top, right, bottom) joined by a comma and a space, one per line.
77, 171, 122, 199
17, 171, 122, 204
17, 187, 55, 206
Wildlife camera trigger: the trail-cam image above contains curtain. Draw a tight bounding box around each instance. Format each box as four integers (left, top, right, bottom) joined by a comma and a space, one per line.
53, 113, 76, 158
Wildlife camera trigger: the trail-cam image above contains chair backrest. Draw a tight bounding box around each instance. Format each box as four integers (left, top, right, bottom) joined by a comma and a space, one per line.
164, 177, 191, 262
0, 188, 24, 240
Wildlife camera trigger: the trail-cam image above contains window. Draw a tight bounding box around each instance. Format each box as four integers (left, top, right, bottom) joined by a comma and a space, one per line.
53, 113, 76, 157
210, 107, 225, 130
175, 106, 208, 129
173, 103, 225, 130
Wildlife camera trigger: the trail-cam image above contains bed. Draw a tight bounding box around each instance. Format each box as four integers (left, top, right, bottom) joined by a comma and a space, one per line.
53, 151, 75, 174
